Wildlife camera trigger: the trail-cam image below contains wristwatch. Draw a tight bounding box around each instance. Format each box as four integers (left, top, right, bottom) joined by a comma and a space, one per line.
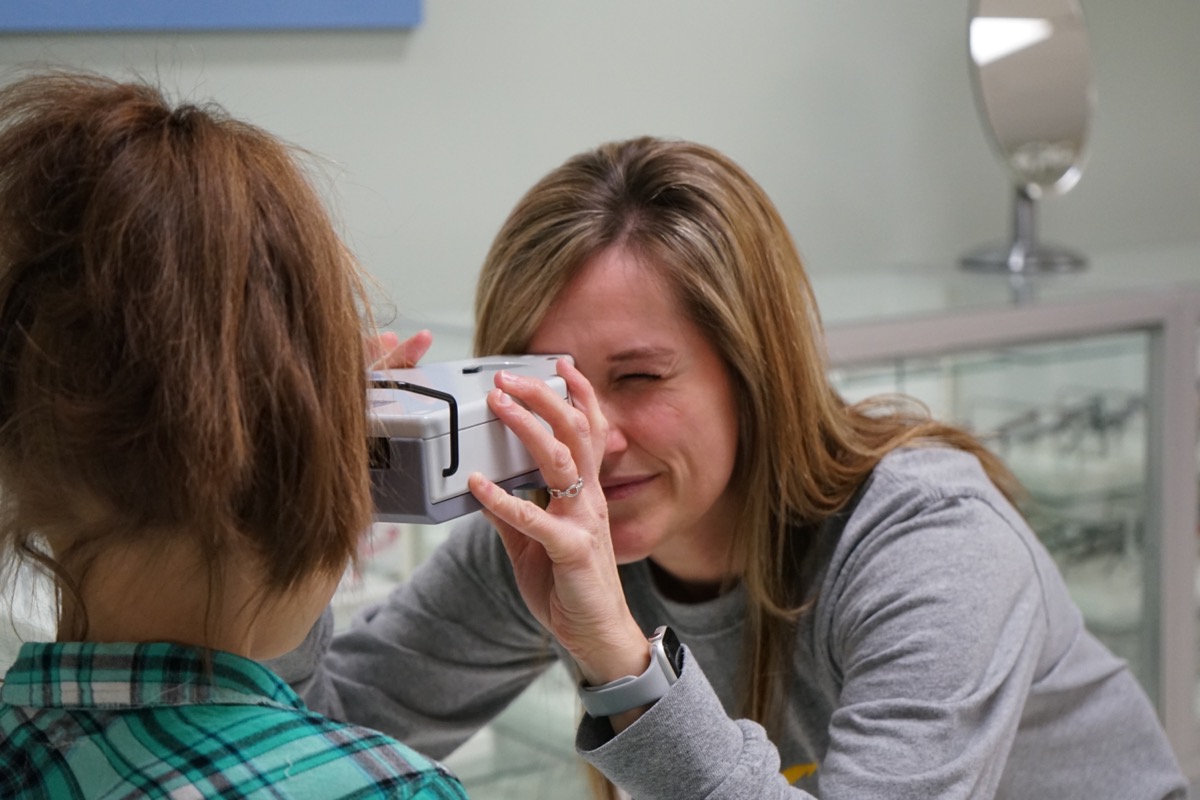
578, 626, 682, 717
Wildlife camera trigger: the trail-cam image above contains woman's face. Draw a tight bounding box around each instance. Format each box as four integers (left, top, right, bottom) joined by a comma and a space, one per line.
527, 246, 740, 584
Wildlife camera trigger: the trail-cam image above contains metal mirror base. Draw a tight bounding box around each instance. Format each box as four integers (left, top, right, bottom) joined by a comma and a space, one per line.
961, 242, 1087, 274
961, 185, 1087, 274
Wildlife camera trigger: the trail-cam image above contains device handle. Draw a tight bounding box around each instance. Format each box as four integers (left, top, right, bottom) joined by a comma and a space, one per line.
371, 380, 460, 477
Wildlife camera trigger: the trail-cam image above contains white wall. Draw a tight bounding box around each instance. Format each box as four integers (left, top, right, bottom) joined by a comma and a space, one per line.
2, 1, 1197, 337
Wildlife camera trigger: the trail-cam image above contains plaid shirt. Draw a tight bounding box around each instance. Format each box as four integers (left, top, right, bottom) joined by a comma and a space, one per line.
0, 641, 468, 799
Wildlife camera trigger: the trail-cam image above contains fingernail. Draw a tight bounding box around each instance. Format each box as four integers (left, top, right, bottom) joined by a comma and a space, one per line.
469, 473, 497, 500
492, 388, 511, 405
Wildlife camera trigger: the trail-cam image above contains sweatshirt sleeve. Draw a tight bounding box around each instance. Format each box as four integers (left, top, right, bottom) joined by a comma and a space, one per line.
815, 487, 1048, 798
268, 515, 558, 760
577, 647, 818, 799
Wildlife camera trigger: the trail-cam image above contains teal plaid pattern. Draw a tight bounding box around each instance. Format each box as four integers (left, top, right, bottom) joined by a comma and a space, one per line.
0, 641, 468, 799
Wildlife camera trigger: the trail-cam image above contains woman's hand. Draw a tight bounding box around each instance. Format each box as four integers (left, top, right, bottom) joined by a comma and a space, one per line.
467, 360, 651, 705
367, 329, 433, 369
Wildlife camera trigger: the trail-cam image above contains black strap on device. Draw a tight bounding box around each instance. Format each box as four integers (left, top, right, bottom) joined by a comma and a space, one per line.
371, 380, 460, 477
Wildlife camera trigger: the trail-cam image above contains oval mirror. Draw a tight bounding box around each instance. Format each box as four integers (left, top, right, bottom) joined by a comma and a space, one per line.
960, 0, 1096, 273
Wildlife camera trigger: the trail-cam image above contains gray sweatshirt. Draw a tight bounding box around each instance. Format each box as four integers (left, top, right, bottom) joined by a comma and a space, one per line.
275, 447, 1187, 799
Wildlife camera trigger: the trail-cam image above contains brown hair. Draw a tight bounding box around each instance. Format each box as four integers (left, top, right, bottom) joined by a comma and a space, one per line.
474, 137, 1022, 783
0, 71, 373, 639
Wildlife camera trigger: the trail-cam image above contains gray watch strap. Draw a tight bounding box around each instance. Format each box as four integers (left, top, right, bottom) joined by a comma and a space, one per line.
578, 626, 679, 717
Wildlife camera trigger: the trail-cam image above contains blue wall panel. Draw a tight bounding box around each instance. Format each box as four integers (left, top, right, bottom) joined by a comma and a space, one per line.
1, 1, 422, 32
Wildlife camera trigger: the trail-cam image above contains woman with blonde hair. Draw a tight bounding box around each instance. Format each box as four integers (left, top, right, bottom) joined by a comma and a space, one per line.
292, 137, 1186, 798
0, 70, 463, 799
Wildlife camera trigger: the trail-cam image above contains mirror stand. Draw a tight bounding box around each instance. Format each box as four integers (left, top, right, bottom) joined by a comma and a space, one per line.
961, 185, 1087, 273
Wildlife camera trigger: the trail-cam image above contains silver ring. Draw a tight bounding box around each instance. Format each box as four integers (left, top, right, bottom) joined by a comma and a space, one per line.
548, 476, 584, 499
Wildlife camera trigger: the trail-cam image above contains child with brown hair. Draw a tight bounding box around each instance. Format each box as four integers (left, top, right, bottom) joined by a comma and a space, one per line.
0, 69, 465, 799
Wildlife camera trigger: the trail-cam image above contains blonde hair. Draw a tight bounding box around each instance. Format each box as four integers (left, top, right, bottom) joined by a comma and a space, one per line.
0, 71, 373, 639
474, 137, 1021, 755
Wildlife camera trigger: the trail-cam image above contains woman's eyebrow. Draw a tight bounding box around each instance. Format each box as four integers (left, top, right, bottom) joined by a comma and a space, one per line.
607, 346, 675, 364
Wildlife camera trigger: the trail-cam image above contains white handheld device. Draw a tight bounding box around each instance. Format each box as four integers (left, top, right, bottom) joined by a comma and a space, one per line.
368, 355, 570, 524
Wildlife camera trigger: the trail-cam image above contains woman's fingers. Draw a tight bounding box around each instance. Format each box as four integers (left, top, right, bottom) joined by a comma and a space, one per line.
471, 489, 544, 574
556, 358, 607, 468
470, 367, 648, 688
489, 366, 595, 495
368, 329, 433, 369
469, 478, 557, 620
470, 474, 561, 551
470, 470, 645, 687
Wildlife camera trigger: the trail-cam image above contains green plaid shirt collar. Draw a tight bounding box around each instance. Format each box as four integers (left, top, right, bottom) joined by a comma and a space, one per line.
1, 641, 470, 799
1, 641, 304, 713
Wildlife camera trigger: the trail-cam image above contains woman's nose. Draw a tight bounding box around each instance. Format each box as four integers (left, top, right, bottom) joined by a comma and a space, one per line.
599, 401, 628, 457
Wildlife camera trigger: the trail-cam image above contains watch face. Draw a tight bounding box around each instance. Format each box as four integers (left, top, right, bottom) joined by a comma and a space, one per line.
658, 626, 684, 673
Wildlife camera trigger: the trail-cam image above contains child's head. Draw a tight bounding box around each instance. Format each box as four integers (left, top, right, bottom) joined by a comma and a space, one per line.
0, 71, 373, 646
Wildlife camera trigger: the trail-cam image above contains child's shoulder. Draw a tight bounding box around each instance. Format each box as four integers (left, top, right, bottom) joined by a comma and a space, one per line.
255, 705, 467, 798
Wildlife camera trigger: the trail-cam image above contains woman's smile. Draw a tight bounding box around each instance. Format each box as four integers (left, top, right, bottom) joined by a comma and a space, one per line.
600, 473, 657, 502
